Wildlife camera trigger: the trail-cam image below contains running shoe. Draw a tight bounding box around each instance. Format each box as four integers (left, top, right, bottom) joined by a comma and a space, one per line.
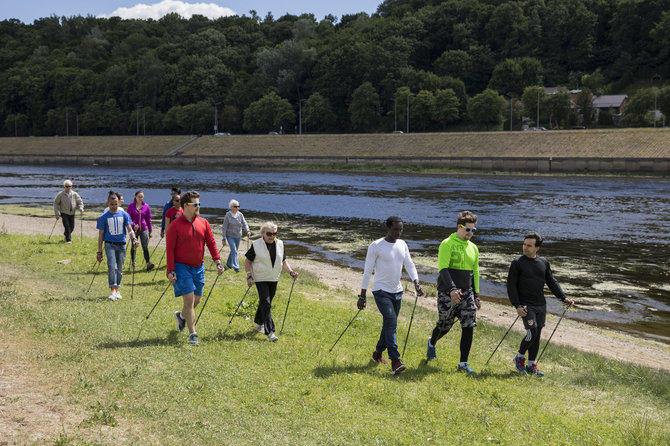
107, 291, 117, 301
66, 241, 72, 244
426, 337, 437, 360
514, 355, 526, 372
114, 289, 122, 300
174, 311, 186, 332
267, 332, 279, 342
146, 262, 155, 271
371, 350, 388, 365
526, 363, 544, 376
457, 362, 478, 375
255, 323, 265, 334
189, 332, 199, 346
391, 358, 406, 375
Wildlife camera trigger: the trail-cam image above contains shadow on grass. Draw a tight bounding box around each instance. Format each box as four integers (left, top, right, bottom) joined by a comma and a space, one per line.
204, 328, 267, 342
312, 358, 442, 382
96, 330, 180, 349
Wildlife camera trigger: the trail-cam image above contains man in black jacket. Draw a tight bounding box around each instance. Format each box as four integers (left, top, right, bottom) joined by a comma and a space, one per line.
507, 232, 573, 376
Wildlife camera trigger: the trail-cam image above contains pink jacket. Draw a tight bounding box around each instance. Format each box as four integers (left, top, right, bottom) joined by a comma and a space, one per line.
127, 202, 152, 233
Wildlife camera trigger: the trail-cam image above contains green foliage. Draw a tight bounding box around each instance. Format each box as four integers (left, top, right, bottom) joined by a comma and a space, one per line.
468, 89, 506, 130
0, 2, 669, 135
521, 86, 548, 127
348, 82, 381, 132
243, 92, 296, 134
303, 92, 336, 132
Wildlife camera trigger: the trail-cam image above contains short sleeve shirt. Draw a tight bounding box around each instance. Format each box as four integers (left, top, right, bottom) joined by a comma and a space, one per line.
97, 210, 132, 243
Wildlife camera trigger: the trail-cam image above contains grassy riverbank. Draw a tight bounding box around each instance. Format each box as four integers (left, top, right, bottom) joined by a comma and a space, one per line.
1, 231, 668, 444
1, 128, 670, 159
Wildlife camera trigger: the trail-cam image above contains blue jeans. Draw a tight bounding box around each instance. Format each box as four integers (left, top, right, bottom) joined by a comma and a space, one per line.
373, 290, 403, 360
226, 236, 241, 270
104, 243, 126, 289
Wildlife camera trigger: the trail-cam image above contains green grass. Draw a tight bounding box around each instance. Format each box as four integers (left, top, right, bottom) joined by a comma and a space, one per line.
2, 232, 669, 445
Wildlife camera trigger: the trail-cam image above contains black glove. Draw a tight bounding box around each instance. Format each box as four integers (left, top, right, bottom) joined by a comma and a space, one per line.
414, 280, 424, 296
357, 296, 367, 310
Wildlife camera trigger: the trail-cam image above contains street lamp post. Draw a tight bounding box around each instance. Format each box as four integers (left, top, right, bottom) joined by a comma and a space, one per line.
65, 108, 69, 137
393, 97, 397, 132
536, 89, 540, 129
136, 104, 142, 136
299, 99, 306, 135
406, 93, 414, 133
214, 102, 221, 134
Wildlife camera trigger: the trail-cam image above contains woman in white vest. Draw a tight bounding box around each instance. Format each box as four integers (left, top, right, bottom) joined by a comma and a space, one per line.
244, 221, 298, 342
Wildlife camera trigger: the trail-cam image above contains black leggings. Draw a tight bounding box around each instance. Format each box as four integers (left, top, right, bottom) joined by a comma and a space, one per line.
519, 326, 543, 361
131, 230, 150, 263
430, 325, 474, 363
254, 281, 278, 334
61, 213, 75, 242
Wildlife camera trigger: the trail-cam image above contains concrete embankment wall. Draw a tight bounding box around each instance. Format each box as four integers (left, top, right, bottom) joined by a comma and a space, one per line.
1, 153, 669, 174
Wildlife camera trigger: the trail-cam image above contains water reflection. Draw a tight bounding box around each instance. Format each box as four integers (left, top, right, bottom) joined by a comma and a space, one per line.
1, 165, 668, 343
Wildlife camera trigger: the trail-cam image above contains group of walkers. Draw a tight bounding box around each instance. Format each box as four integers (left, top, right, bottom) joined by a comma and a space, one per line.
55, 180, 573, 374
359, 211, 573, 376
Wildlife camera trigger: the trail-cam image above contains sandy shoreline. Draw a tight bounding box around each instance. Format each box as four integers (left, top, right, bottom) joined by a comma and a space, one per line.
3, 212, 669, 371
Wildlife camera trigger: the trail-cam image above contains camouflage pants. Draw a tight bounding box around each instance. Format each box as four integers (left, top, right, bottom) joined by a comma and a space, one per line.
434, 290, 478, 335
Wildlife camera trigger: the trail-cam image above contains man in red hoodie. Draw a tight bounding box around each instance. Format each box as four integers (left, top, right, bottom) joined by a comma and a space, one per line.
166, 190, 223, 346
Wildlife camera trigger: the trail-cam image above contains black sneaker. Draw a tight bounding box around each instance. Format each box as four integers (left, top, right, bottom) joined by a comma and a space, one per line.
147, 262, 155, 271
174, 311, 186, 332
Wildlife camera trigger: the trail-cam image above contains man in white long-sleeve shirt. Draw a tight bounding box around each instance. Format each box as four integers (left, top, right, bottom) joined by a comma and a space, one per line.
358, 216, 424, 375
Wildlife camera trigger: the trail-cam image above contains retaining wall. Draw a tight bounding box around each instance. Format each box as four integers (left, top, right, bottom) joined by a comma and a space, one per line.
0, 154, 668, 174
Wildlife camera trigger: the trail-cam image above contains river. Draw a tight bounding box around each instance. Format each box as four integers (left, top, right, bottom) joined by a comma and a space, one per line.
1, 165, 669, 343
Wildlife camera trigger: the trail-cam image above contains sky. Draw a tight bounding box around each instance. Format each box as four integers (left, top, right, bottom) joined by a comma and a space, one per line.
2, 0, 383, 24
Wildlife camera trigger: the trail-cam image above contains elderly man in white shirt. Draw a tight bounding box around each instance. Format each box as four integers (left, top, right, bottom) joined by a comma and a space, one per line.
53, 179, 84, 244
358, 216, 424, 375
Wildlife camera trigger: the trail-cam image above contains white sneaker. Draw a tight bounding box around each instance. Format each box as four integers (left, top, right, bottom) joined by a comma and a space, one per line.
107, 291, 117, 301
255, 323, 265, 334
66, 241, 72, 244
267, 332, 278, 342
115, 290, 122, 300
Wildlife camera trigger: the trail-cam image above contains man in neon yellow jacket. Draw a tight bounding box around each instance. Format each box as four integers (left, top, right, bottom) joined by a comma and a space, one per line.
426, 210, 482, 375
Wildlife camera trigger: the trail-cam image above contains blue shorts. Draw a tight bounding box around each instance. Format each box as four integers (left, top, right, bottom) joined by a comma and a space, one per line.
173, 262, 205, 297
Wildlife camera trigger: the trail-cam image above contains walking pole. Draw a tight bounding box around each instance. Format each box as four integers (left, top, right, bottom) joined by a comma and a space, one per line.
223, 285, 252, 334
80, 217, 83, 241
135, 282, 172, 341
485, 315, 520, 366
86, 260, 102, 293
152, 250, 166, 281
47, 219, 58, 241
130, 256, 135, 300
195, 273, 221, 327
329, 308, 363, 352
536, 305, 570, 364
401, 289, 420, 358
149, 234, 162, 258
279, 277, 297, 335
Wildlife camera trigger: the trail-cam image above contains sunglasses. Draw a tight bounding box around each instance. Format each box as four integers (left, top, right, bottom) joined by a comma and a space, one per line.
231, 205, 239, 208
186, 202, 201, 207
459, 224, 477, 233
65, 185, 72, 188
265, 231, 277, 236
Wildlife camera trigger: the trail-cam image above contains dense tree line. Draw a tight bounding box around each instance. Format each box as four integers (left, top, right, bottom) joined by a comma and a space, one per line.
2, 0, 670, 136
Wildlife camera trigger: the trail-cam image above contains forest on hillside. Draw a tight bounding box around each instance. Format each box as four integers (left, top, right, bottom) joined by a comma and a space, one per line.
2, 0, 670, 136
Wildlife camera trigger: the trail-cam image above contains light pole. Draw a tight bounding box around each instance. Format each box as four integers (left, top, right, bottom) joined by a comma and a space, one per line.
299, 99, 306, 135
535, 87, 551, 130
392, 97, 397, 132
651, 74, 661, 128
65, 108, 69, 137
214, 102, 221, 134
136, 104, 142, 136
406, 93, 414, 133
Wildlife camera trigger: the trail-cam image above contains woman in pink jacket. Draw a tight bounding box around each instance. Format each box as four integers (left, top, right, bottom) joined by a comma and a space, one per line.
127, 190, 154, 271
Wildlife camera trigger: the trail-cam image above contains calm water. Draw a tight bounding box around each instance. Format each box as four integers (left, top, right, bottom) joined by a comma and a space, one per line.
1, 165, 669, 343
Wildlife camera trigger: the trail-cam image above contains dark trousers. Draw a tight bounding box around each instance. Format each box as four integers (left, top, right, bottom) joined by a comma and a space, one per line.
61, 213, 75, 242
254, 281, 278, 335
130, 230, 151, 264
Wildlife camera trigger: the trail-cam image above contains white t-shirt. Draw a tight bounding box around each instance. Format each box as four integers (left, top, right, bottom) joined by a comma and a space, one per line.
361, 238, 419, 294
